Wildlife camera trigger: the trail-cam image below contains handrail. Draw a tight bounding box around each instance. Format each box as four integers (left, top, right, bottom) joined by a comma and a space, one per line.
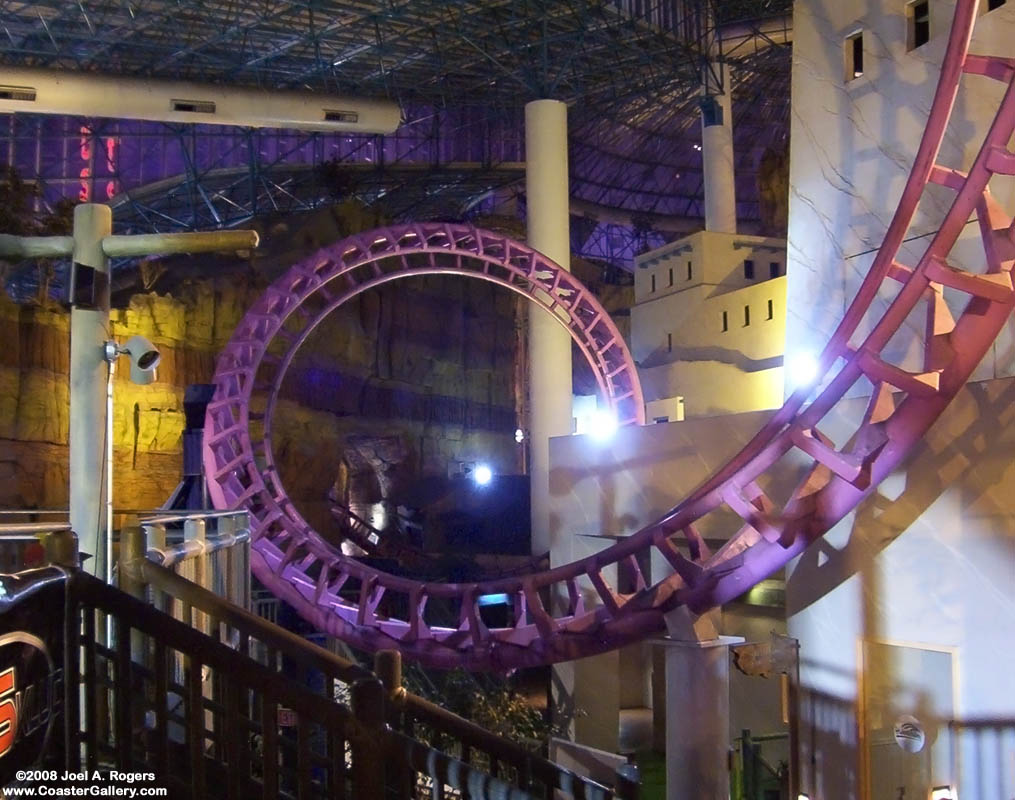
400, 691, 618, 799
146, 528, 250, 567
377, 649, 629, 800
388, 729, 543, 800
72, 571, 358, 724
0, 509, 68, 515
135, 559, 373, 684
0, 562, 636, 798
133, 559, 635, 798
140, 509, 249, 525
0, 522, 73, 535
65, 570, 386, 799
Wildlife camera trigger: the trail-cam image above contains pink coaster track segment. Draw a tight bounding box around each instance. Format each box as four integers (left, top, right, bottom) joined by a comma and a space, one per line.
206, 0, 1015, 670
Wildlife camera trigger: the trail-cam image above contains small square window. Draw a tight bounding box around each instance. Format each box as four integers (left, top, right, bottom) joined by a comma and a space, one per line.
770, 262, 780, 278
845, 31, 864, 80
744, 260, 755, 280
908, 1, 930, 50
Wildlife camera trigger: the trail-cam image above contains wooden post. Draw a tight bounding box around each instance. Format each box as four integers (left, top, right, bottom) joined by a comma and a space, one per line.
119, 518, 146, 601
43, 529, 80, 568
374, 650, 413, 796
350, 678, 386, 800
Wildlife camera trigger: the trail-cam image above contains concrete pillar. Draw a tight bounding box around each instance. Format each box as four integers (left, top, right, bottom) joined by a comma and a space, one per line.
525, 99, 572, 557
69, 203, 112, 577
701, 63, 737, 234
660, 609, 744, 800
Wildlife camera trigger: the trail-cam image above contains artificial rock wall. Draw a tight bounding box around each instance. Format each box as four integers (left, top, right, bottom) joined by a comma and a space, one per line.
0, 264, 522, 530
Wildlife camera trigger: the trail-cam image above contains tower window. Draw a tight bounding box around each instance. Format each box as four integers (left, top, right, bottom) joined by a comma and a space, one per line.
721, 311, 728, 332
650, 274, 656, 293
770, 262, 780, 278
767, 299, 774, 320
687, 261, 693, 280
908, 1, 930, 50
744, 305, 751, 326
744, 260, 755, 280
667, 332, 672, 352
845, 31, 864, 80
668, 267, 674, 286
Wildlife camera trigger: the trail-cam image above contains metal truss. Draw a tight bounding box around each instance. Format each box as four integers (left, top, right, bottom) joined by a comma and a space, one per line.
1, 0, 790, 280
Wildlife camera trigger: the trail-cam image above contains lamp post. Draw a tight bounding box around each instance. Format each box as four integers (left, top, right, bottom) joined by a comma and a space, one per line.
0, 205, 259, 581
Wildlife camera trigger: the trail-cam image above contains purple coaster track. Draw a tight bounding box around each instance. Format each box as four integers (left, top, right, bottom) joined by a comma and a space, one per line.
206, 0, 1015, 670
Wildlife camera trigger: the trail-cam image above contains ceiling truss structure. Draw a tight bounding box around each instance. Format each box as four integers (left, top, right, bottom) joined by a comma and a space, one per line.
0, 0, 791, 283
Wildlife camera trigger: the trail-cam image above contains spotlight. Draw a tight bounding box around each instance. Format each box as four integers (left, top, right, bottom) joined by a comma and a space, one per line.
588, 408, 618, 441
514, 428, 525, 443
473, 463, 493, 486
930, 788, 955, 800
787, 351, 818, 388
105, 335, 161, 385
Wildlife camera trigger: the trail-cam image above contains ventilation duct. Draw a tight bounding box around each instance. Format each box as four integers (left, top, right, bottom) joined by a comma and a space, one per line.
0, 67, 401, 134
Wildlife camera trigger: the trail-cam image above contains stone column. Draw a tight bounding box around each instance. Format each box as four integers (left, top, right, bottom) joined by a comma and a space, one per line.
701, 63, 737, 234
660, 609, 744, 800
525, 98, 572, 557
69, 203, 112, 576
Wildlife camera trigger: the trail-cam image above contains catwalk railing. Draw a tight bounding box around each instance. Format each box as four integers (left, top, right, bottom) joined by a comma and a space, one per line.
0, 555, 638, 798
121, 557, 638, 799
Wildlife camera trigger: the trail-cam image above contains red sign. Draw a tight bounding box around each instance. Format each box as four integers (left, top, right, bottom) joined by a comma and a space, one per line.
0, 632, 56, 782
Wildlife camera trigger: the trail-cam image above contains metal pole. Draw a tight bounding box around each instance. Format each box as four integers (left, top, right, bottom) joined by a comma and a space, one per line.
70, 203, 112, 578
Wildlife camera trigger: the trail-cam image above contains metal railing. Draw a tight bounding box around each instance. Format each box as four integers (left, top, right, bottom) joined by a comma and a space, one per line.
64, 570, 385, 798
0, 519, 76, 572
0, 531, 639, 799
123, 558, 639, 799
132, 509, 250, 612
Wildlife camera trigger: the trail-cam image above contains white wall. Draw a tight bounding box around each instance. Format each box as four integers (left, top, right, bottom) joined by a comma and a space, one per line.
786, 0, 1015, 396
786, 378, 1015, 799
632, 231, 787, 417
787, 0, 1015, 795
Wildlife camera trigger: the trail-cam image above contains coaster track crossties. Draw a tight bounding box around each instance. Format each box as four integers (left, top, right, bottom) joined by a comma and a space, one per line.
206, 0, 1015, 669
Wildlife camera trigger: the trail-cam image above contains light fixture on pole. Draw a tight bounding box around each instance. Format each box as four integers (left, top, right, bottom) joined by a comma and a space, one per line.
0, 208, 259, 581
102, 334, 162, 585
104, 335, 161, 384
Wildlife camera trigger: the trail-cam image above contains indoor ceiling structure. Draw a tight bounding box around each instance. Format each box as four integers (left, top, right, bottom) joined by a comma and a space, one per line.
0, 0, 792, 278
